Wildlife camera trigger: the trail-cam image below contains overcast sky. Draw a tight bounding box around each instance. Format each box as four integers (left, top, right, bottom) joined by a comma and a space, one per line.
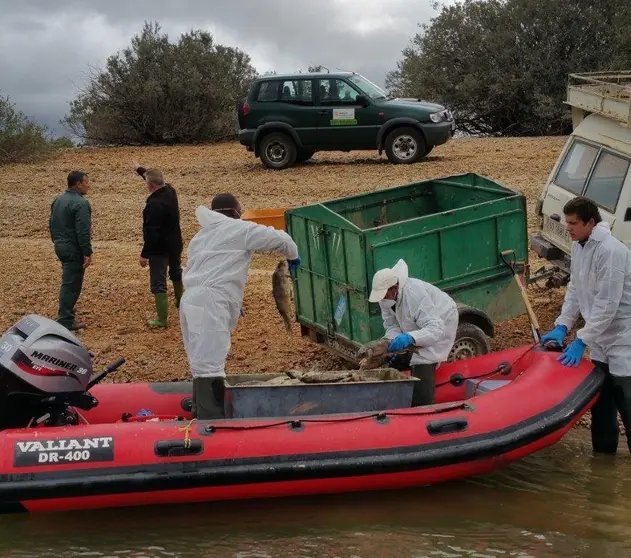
0, 0, 443, 137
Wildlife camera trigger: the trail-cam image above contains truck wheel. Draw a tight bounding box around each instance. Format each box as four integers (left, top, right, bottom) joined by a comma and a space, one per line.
384, 126, 426, 164
259, 132, 297, 170
447, 322, 490, 362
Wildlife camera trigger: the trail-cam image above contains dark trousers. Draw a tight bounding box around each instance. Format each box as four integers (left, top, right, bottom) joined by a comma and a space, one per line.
410, 363, 438, 406
149, 252, 182, 294
590, 361, 631, 454
56, 253, 85, 329
192, 377, 225, 420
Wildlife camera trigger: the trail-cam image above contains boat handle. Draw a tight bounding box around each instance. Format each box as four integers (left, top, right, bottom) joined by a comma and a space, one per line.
155, 439, 203, 457
426, 417, 468, 436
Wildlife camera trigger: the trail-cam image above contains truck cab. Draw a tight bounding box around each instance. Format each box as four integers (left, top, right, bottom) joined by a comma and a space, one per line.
531, 71, 631, 287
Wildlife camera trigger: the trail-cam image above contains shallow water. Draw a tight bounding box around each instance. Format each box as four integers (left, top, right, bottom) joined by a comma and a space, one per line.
1, 428, 631, 557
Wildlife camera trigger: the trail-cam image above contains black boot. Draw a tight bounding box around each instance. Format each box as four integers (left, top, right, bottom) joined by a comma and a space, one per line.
192, 377, 226, 419
410, 363, 437, 406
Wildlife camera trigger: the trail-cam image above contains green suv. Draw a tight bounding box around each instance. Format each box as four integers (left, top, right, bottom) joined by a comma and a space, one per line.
237, 71, 455, 170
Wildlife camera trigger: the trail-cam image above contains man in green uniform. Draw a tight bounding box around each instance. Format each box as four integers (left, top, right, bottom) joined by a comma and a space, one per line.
48, 171, 93, 331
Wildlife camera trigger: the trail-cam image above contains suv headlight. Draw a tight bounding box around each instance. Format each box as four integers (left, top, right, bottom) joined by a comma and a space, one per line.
429, 109, 452, 123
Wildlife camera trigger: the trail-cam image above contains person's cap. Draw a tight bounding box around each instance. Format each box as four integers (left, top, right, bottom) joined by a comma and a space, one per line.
368, 267, 399, 302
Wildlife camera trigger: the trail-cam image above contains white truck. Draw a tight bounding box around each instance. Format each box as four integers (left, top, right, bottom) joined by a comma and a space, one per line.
530, 70, 631, 287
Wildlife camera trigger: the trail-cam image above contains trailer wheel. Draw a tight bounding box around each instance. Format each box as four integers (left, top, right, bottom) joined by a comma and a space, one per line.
448, 322, 490, 362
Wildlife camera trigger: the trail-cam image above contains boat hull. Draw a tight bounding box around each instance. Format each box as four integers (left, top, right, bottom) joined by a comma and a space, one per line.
0, 345, 604, 514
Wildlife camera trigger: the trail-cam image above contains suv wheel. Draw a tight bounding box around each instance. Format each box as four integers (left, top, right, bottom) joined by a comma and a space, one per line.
384, 126, 426, 164
259, 132, 297, 170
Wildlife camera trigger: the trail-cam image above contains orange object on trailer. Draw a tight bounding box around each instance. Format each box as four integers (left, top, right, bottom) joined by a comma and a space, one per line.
241, 208, 291, 231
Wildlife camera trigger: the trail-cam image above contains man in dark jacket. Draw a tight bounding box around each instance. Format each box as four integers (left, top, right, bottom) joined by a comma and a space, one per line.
49, 170, 93, 331
135, 165, 184, 328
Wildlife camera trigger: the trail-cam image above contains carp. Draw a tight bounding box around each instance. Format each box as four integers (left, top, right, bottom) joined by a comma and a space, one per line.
356, 338, 414, 370
288, 370, 354, 383
272, 259, 293, 333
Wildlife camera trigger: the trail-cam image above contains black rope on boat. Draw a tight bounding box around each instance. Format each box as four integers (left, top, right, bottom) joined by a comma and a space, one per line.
201, 402, 472, 434
435, 343, 538, 389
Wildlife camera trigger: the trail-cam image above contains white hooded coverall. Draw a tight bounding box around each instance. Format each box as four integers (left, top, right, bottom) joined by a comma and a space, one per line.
555, 221, 631, 376
378, 260, 459, 365
179, 206, 299, 378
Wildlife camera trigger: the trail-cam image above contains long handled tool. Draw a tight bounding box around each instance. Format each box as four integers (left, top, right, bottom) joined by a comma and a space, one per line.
500, 249, 541, 345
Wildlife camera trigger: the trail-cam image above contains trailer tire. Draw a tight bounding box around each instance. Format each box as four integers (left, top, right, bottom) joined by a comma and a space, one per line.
448, 322, 490, 362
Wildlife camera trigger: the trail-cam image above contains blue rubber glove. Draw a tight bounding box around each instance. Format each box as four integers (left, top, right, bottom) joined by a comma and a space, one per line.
557, 338, 586, 367
388, 333, 414, 353
540, 324, 567, 346
287, 256, 301, 273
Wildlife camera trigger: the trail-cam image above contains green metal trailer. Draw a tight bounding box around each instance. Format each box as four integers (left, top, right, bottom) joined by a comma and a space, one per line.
285, 173, 530, 364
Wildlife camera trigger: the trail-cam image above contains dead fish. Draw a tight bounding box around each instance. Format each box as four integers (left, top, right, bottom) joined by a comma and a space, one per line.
272, 259, 292, 333
338, 372, 366, 383
357, 338, 391, 370
298, 370, 353, 383
233, 379, 267, 387
264, 374, 301, 386
356, 338, 414, 370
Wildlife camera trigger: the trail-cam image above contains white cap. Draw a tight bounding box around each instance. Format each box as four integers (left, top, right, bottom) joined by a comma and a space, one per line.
368, 259, 409, 303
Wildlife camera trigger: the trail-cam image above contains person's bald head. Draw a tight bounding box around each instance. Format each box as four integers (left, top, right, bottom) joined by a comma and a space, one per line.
211, 193, 241, 219
145, 168, 165, 188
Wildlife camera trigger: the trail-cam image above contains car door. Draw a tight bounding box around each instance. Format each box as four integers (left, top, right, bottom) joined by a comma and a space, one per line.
252, 78, 320, 147
314, 78, 382, 149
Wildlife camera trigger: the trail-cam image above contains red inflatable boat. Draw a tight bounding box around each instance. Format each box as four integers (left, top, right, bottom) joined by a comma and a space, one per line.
0, 315, 604, 514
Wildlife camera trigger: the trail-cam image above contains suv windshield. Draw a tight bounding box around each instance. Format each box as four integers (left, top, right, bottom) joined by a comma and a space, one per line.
347, 74, 389, 101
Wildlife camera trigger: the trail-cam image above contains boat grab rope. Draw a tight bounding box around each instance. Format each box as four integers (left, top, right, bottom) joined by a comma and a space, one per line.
434, 343, 538, 389
179, 418, 197, 448
195, 401, 472, 434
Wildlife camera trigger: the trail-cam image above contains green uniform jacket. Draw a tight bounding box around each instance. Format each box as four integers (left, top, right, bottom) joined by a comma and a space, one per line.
49, 188, 93, 259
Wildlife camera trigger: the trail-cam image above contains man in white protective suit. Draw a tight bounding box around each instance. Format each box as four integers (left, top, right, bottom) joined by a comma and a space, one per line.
368, 258, 459, 406
540, 196, 631, 455
179, 193, 301, 420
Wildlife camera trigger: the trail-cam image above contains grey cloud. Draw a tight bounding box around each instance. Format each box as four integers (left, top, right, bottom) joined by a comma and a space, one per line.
0, 0, 438, 136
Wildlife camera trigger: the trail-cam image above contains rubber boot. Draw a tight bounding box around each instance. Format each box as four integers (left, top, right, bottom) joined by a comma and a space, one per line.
148, 293, 168, 328
172, 280, 184, 309
410, 363, 437, 406
192, 377, 226, 419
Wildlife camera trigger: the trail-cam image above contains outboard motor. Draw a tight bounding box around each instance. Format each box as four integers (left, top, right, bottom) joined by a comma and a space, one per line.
0, 314, 122, 430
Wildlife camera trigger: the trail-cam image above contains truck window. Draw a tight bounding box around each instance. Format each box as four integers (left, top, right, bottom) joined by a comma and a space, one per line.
554, 140, 599, 195
583, 151, 630, 213
257, 81, 280, 102
256, 79, 314, 105
317, 79, 361, 105
279, 80, 314, 105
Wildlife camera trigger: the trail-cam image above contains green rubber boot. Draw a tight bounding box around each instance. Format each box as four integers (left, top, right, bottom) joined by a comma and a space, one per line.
148, 293, 168, 328
172, 280, 184, 309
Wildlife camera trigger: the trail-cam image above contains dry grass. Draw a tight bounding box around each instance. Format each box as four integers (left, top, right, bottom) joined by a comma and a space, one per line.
0, 137, 570, 383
